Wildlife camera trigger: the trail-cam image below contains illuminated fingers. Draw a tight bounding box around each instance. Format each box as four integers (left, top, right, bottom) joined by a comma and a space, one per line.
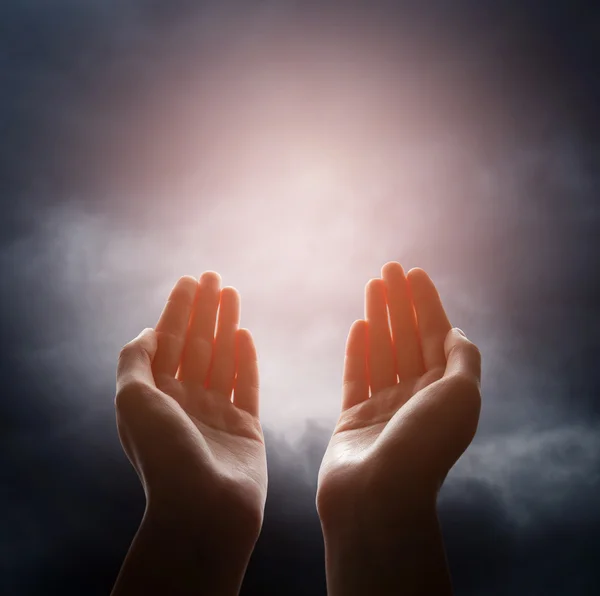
152, 276, 198, 379
178, 272, 221, 384
341, 319, 369, 410
407, 268, 451, 371
207, 286, 240, 398
365, 278, 397, 394
381, 261, 424, 380
233, 328, 260, 416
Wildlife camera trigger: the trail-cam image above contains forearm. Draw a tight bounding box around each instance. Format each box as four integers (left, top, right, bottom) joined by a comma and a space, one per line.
321, 504, 452, 596
111, 504, 255, 596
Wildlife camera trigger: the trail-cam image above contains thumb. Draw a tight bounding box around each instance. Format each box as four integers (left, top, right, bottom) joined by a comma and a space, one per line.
116, 328, 158, 393
443, 328, 482, 385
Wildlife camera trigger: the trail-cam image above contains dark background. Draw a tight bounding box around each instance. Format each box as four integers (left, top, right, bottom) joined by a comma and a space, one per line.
1, 1, 599, 595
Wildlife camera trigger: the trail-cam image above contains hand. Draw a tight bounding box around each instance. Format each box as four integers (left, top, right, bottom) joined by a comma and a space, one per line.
115, 273, 267, 546
316, 263, 481, 587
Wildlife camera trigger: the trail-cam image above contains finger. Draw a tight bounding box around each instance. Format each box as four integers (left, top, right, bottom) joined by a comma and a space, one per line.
342, 319, 369, 411
152, 276, 198, 379
233, 328, 260, 417
116, 328, 158, 393
444, 328, 482, 385
365, 278, 397, 394
381, 261, 424, 380
407, 268, 451, 371
207, 286, 240, 397
178, 271, 221, 384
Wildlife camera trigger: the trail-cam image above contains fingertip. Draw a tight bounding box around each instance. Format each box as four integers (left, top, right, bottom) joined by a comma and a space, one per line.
406, 268, 437, 301
344, 321, 367, 366
117, 328, 158, 390
342, 319, 369, 410
199, 270, 222, 288
381, 261, 405, 279
350, 318, 367, 331
444, 327, 459, 353
236, 327, 256, 352
444, 327, 481, 379
173, 275, 199, 299
131, 327, 157, 353
220, 286, 241, 319
447, 327, 467, 343
177, 274, 198, 286
365, 279, 388, 324
221, 285, 240, 302
348, 318, 367, 339
137, 326, 154, 338
139, 327, 157, 346
444, 327, 474, 355
365, 277, 384, 297
406, 267, 428, 282
143, 331, 158, 365
233, 328, 260, 416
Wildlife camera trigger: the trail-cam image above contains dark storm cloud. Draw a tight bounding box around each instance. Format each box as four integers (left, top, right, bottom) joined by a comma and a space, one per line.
1, 1, 599, 595
5, 421, 599, 595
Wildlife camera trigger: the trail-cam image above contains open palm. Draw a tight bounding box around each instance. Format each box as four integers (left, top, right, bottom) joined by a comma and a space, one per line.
317, 263, 481, 524
116, 273, 267, 540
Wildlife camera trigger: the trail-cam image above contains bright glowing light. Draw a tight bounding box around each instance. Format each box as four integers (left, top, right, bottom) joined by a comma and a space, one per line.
290, 154, 341, 199
38, 25, 487, 441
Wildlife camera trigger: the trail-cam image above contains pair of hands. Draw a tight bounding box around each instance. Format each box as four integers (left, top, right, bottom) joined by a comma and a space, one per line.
113, 262, 481, 595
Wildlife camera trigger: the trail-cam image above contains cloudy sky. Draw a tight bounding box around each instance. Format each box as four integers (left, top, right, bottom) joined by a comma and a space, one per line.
1, 1, 599, 594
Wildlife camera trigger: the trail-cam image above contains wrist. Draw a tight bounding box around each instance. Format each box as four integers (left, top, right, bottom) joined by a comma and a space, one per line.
321, 503, 451, 596
146, 480, 263, 548
317, 465, 438, 538
144, 499, 258, 557
136, 506, 253, 596
112, 503, 256, 596
321, 497, 439, 554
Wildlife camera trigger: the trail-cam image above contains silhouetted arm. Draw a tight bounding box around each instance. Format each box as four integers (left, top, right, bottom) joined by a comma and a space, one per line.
321, 502, 452, 595
111, 504, 255, 596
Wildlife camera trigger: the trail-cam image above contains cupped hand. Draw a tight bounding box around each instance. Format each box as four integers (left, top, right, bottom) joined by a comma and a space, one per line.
317, 262, 481, 528
115, 273, 267, 544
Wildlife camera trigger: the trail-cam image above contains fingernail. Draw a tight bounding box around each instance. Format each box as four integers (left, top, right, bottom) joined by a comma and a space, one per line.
455, 327, 466, 337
